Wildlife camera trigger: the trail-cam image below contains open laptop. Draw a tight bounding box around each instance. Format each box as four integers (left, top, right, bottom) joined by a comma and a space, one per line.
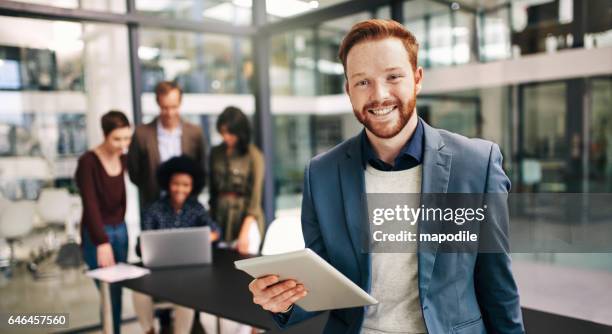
140, 226, 212, 268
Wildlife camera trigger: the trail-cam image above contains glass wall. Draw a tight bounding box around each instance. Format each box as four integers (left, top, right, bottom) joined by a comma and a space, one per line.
317, 26, 346, 95
419, 95, 480, 137
270, 29, 316, 96
453, 10, 477, 64
520, 81, 567, 192
271, 11, 372, 210
0, 15, 133, 329
513, 77, 611, 194
137, 0, 252, 25
9, 0, 126, 12
589, 76, 612, 193
266, 0, 348, 22
510, 0, 575, 55
509, 0, 612, 56
273, 113, 362, 210
401, 0, 612, 66
316, 11, 371, 94
0, 16, 132, 199
480, 4, 512, 61
403, 0, 478, 68
135, 0, 350, 26
269, 11, 373, 97
139, 29, 252, 94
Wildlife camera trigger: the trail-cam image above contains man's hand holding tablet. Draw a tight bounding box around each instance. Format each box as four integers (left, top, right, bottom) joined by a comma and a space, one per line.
237, 249, 377, 313
248, 275, 308, 313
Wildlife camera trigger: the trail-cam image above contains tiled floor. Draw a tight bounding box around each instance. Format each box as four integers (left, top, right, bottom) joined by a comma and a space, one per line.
513, 259, 612, 326
0, 261, 139, 333
82, 320, 141, 334
0, 228, 137, 334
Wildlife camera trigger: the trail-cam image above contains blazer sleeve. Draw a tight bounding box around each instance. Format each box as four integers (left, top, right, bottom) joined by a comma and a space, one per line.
127, 127, 145, 187
75, 156, 108, 246
474, 143, 525, 334
271, 160, 324, 328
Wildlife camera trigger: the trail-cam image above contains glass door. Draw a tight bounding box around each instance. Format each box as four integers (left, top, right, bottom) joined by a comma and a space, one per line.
588, 76, 612, 193
518, 81, 568, 192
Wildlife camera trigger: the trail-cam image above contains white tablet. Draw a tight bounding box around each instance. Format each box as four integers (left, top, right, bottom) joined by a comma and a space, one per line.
235, 248, 378, 312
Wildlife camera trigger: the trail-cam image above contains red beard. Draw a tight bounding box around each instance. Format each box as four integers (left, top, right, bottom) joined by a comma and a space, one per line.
354, 89, 417, 139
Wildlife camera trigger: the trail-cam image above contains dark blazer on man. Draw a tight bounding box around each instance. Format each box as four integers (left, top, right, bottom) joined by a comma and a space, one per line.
127, 117, 207, 209
274, 119, 524, 334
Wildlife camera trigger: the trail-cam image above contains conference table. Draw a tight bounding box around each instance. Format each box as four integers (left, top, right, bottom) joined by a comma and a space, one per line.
99, 249, 327, 334
96, 249, 612, 334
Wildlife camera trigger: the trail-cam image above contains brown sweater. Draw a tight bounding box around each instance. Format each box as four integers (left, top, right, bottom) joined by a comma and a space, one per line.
75, 151, 127, 245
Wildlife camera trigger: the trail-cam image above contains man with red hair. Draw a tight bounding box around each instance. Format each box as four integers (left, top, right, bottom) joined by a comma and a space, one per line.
249, 19, 524, 334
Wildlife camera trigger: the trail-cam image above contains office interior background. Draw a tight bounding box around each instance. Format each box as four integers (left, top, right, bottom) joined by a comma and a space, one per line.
0, 0, 610, 332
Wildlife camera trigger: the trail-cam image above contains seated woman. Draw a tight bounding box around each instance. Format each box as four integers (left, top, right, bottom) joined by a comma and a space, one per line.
133, 155, 219, 334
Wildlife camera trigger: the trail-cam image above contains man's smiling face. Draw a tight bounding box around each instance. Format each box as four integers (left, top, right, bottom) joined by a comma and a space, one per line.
345, 37, 423, 139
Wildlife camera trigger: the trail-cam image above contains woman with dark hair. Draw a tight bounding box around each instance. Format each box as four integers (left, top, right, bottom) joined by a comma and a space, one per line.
205, 106, 264, 334
75, 110, 131, 334
209, 106, 265, 255
133, 155, 219, 334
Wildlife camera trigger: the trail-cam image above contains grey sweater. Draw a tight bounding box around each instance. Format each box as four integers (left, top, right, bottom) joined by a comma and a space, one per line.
361, 165, 427, 334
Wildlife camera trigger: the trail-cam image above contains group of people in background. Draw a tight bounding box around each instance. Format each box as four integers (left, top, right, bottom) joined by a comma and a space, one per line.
74, 80, 265, 334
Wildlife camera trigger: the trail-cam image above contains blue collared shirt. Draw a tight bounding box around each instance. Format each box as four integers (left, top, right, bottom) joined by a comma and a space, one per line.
361, 118, 424, 171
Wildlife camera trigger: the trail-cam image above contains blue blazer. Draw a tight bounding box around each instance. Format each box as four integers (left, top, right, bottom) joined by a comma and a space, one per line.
275, 121, 524, 334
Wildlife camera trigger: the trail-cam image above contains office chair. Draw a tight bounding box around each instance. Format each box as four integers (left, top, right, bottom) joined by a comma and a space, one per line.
0, 200, 36, 277
36, 187, 72, 232
36, 188, 83, 272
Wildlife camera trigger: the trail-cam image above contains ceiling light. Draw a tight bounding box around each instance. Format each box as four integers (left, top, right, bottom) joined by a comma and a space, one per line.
220, 0, 318, 18
233, 0, 252, 8
452, 27, 469, 36
138, 46, 160, 61
136, 0, 174, 12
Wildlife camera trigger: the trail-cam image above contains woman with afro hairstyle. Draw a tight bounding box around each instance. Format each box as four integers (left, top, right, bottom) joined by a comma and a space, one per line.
132, 155, 219, 334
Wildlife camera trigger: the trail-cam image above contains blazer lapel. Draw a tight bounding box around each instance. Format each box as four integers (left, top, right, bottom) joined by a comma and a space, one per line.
150, 118, 161, 167
338, 124, 453, 295
418, 121, 452, 301
179, 119, 191, 155
338, 134, 370, 290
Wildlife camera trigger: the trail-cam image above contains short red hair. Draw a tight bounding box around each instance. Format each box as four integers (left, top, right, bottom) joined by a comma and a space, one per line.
338, 19, 419, 77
